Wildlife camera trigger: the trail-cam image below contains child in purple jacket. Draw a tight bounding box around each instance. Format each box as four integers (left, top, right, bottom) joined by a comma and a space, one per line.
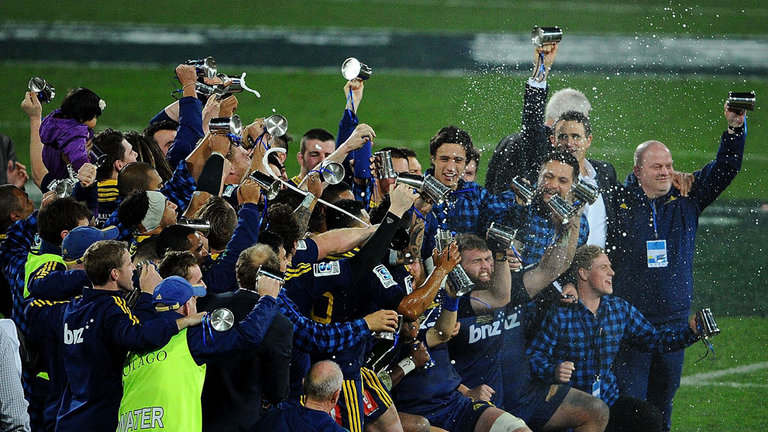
40, 87, 105, 180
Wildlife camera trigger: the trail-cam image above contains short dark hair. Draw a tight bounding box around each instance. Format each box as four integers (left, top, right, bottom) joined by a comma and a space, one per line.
83, 240, 127, 286
118, 162, 156, 197
467, 147, 481, 165
264, 203, 301, 255
429, 126, 473, 157
117, 190, 150, 231
0, 185, 23, 233
143, 120, 178, 139
158, 250, 198, 279
553, 110, 592, 138
124, 131, 172, 183
456, 233, 489, 254
326, 199, 365, 230
258, 231, 284, 256
273, 132, 293, 151
38, 197, 91, 246
398, 147, 418, 159
377, 147, 408, 160
540, 150, 580, 182
92, 129, 127, 181
236, 244, 280, 290
58, 87, 103, 123
300, 129, 335, 154
156, 224, 195, 257
194, 197, 236, 251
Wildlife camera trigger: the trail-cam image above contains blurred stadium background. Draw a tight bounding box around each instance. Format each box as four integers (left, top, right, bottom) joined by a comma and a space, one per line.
1, 1, 766, 429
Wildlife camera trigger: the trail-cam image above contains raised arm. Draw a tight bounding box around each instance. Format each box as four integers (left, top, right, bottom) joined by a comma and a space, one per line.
398, 242, 460, 322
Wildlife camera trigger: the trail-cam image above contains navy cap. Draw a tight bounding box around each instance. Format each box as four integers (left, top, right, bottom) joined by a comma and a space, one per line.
62, 225, 119, 261
152, 276, 206, 310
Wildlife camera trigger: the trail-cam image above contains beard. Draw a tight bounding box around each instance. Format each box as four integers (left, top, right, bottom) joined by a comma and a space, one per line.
470, 278, 494, 292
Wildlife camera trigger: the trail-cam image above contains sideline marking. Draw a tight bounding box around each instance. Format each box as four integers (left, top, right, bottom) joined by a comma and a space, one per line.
680, 361, 768, 387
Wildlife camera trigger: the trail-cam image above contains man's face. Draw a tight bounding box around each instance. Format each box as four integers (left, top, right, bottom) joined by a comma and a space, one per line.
13, 188, 35, 220
407, 156, 423, 176
584, 253, 615, 297
153, 129, 177, 157
298, 139, 335, 173
634, 143, 674, 199
392, 157, 410, 176
431, 143, 466, 189
277, 245, 288, 273
537, 160, 575, 202
120, 139, 138, 165
185, 264, 206, 288
226, 145, 251, 184
160, 200, 178, 228
116, 250, 135, 292
148, 170, 164, 191
551, 120, 591, 164
460, 248, 494, 285
186, 232, 209, 263
462, 160, 477, 183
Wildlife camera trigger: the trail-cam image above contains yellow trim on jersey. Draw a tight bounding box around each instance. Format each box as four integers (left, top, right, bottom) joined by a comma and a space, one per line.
342, 380, 362, 432
361, 367, 393, 406
112, 297, 139, 325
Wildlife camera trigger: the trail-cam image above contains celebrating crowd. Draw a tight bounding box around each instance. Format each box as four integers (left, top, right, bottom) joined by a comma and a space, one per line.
0, 40, 748, 432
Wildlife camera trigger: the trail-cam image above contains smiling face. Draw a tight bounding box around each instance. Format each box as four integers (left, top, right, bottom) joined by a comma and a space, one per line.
581, 253, 614, 297
634, 141, 674, 199
431, 143, 466, 189
537, 160, 575, 202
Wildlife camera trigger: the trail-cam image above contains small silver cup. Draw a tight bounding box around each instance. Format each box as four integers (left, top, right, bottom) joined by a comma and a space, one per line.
510, 176, 536, 205
572, 180, 599, 206
209, 115, 242, 136
447, 265, 476, 297
208, 308, 235, 332
28, 76, 55, 103
316, 160, 345, 185
265, 115, 288, 137
341, 57, 372, 81
435, 228, 454, 253
176, 218, 211, 234
374, 151, 397, 180
185, 56, 217, 79
249, 170, 282, 200
486, 222, 518, 251
727, 91, 756, 112
372, 314, 403, 340
546, 195, 578, 225
531, 26, 563, 47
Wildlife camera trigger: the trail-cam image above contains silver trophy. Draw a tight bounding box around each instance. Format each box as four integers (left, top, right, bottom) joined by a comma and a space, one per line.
257, 265, 286, 285
726, 91, 756, 112
510, 176, 536, 205
264, 115, 288, 137
446, 265, 476, 297
546, 195, 578, 225
209, 115, 242, 136
176, 218, 211, 234
396, 174, 451, 204
531, 26, 563, 46
486, 222, 518, 251
185, 56, 217, 79
374, 151, 397, 180
48, 165, 78, 199
208, 308, 235, 332
435, 228, 454, 253
341, 57, 372, 81
372, 314, 403, 340
696, 308, 720, 338
28, 76, 55, 103
89, 143, 109, 169
572, 180, 599, 206
316, 160, 345, 185
249, 170, 282, 200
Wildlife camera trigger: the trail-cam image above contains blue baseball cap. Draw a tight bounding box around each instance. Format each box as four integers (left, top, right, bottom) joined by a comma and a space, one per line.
152, 276, 206, 310
62, 225, 119, 261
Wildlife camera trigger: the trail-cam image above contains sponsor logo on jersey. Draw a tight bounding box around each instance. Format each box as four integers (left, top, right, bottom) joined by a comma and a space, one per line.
373, 264, 398, 288
296, 240, 308, 251
313, 261, 341, 276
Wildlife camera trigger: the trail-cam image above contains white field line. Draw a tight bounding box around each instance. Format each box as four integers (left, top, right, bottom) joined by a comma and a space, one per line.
680, 361, 768, 387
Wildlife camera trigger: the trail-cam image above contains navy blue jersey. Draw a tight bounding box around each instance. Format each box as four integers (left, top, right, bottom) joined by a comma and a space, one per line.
390, 301, 463, 416
285, 259, 404, 379
253, 405, 347, 432
292, 238, 320, 265
448, 299, 507, 407
499, 301, 539, 411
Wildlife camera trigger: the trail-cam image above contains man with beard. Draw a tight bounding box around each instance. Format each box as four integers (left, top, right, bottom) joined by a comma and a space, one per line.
501, 150, 589, 266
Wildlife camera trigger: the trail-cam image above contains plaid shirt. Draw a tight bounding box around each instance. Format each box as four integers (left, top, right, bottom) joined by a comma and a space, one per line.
104, 160, 197, 240
423, 178, 517, 257
277, 291, 370, 354
501, 192, 589, 266
527, 295, 699, 406
0, 211, 39, 329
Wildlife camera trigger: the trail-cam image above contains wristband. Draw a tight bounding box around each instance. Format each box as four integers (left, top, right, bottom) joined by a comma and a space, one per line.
397, 357, 416, 375
298, 192, 316, 210
727, 125, 744, 134
441, 290, 460, 311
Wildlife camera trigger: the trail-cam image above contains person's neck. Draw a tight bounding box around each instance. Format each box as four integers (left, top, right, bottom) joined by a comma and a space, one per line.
579, 158, 589, 177
303, 399, 333, 414
642, 185, 665, 200
92, 282, 121, 292
578, 287, 601, 315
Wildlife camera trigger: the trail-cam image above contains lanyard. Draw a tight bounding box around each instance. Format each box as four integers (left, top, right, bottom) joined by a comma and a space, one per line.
650, 200, 659, 239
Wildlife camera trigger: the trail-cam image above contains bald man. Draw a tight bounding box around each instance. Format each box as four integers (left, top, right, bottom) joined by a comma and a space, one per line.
610, 102, 746, 431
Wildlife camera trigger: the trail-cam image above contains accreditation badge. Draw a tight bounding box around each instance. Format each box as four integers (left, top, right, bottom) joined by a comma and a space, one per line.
646, 240, 668, 268
592, 378, 601, 398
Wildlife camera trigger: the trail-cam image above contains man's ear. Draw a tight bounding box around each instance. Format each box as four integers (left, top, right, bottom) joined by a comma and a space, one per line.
578, 267, 589, 282
60, 230, 70, 241
331, 388, 342, 405
9, 211, 21, 222
110, 268, 120, 282
549, 134, 557, 147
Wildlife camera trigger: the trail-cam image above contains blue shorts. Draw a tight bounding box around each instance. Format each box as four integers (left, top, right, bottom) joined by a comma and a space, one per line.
332, 378, 364, 432
361, 367, 394, 423
508, 382, 569, 431
423, 394, 494, 432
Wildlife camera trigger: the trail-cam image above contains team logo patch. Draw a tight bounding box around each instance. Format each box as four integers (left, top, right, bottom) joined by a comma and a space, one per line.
373, 264, 398, 289
296, 240, 308, 251
313, 261, 341, 276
